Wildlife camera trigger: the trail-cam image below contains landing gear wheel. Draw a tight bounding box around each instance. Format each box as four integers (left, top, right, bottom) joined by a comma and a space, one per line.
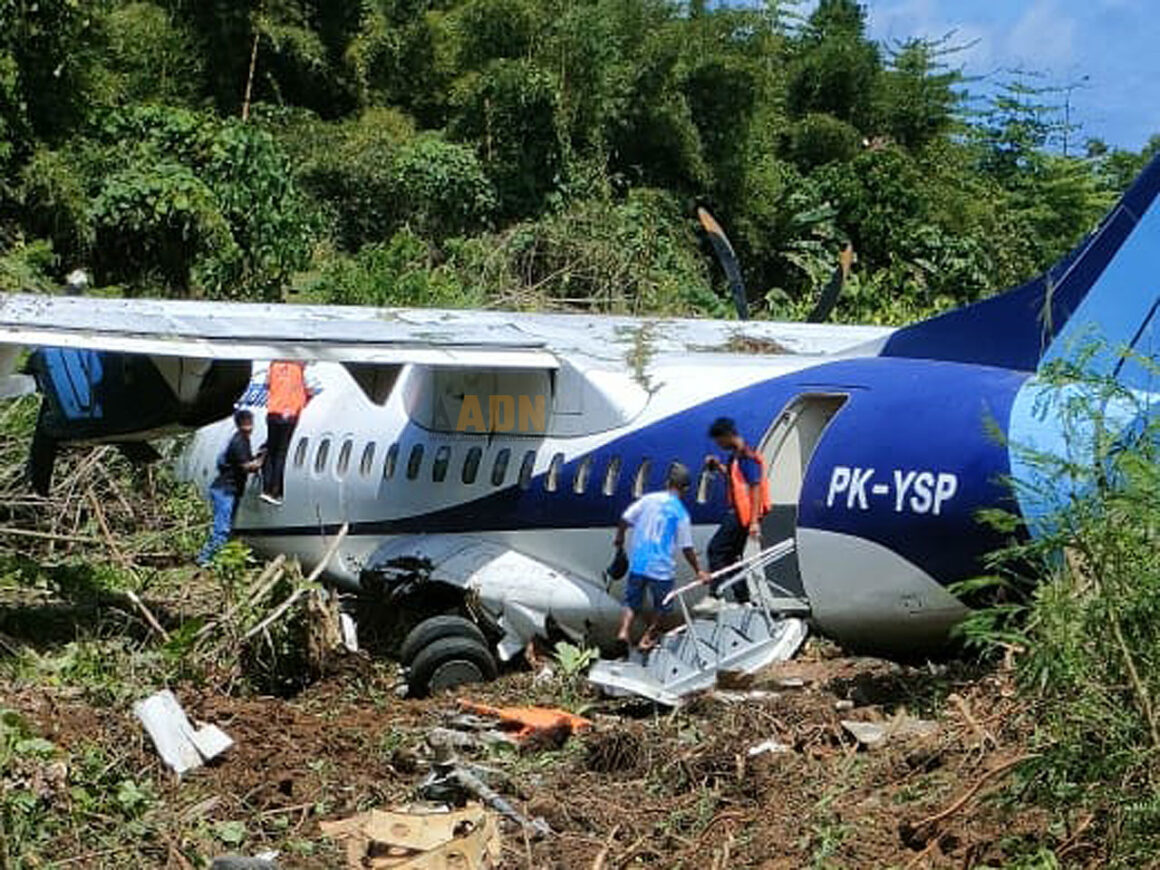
407, 636, 498, 697
399, 615, 489, 665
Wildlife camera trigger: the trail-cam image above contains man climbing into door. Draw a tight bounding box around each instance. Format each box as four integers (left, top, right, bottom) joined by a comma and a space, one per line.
613, 463, 710, 653
198, 409, 264, 566
704, 416, 770, 603
261, 360, 314, 505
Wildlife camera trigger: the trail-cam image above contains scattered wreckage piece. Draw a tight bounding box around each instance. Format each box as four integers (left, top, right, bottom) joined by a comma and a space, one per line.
419, 760, 551, 840
133, 690, 233, 775
210, 854, 279, 870
457, 700, 592, 745
320, 804, 501, 870
365, 536, 622, 697
747, 738, 791, 757
841, 713, 939, 750
589, 539, 811, 705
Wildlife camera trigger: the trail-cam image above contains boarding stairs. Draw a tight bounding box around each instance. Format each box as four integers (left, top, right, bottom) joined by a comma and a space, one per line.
587, 539, 810, 706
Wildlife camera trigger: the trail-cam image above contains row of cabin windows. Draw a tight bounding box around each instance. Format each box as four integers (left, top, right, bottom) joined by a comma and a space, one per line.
291, 436, 719, 503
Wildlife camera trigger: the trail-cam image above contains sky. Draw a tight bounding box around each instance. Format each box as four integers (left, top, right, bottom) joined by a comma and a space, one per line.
726, 0, 1160, 150
850, 0, 1160, 150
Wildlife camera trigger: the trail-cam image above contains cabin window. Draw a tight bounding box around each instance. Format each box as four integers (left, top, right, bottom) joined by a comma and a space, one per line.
545, 452, 564, 492
293, 438, 309, 469
462, 446, 482, 484
314, 439, 331, 475
602, 456, 622, 496
432, 445, 451, 482
518, 450, 536, 490
383, 443, 399, 480
360, 443, 376, 477
491, 448, 511, 487
632, 458, 651, 497
336, 439, 354, 477
406, 444, 424, 480
573, 456, 593, 495
696, 466, 714, 504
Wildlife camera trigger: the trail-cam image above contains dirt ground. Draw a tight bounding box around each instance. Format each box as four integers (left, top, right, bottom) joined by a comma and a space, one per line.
2, 635, 1060, 870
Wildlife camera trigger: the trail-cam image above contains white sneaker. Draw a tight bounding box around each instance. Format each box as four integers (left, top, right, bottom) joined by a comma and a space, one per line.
259, 493, 282, 506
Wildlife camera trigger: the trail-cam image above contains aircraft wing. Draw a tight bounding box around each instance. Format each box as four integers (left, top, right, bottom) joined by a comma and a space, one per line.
0, 293, 558, 368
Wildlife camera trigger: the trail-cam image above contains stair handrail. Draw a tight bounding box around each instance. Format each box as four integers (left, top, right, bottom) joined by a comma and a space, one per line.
661, 538, 797, 607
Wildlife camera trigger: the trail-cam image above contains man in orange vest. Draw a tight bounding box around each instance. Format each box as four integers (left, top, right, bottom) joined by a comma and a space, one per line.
261, 360, 313, 505
704, 417, 770, 603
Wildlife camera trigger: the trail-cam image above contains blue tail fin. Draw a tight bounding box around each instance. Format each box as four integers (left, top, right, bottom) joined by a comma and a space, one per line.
881, 152, 1160, 380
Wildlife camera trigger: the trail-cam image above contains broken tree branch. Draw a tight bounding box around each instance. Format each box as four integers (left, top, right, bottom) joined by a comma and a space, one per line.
87, 488, 170, 642
193, 553, 287, 643
243, 523, 348, 641
911, 753, 1039, 831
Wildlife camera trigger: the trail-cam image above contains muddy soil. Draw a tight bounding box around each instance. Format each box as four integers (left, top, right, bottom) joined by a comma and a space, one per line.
4, 639, 1054, 870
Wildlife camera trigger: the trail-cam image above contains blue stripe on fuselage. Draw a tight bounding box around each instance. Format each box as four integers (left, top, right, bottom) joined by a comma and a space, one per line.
238, 357, 1029, 589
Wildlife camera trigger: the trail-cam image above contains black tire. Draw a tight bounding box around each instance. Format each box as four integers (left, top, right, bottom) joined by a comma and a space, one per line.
407, 636, 498, 698
399, 615, 488, 665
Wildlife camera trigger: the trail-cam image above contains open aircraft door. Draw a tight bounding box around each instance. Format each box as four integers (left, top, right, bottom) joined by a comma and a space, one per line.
755, 393, 850, 607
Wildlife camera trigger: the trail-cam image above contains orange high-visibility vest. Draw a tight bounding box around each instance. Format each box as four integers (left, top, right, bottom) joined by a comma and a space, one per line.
728, 448, 771, 526
267, 361, 308, 418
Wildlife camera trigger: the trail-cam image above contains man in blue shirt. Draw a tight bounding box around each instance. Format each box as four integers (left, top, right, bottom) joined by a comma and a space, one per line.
612, 463, 710, 651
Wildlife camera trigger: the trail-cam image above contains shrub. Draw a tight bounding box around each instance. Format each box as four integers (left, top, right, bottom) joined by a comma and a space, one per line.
963, 353, 1160, 865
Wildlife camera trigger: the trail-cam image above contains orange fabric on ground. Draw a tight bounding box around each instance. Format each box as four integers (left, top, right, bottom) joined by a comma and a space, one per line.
267, 361, 308, 418
458, 700, 592, 741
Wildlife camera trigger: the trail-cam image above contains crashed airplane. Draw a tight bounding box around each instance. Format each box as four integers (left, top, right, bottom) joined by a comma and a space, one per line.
1, 153, 1158, 700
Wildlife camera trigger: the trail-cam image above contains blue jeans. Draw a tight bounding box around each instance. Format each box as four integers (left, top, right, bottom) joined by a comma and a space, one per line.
197, 487, 237, 566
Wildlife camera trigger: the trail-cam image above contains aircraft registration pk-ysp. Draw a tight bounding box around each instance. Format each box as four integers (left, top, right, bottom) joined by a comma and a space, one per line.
2, 152, 1159, 696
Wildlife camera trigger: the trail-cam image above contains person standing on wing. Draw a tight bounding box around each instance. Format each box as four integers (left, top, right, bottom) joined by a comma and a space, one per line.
198, 409, 264, 566
613, 463, 710, 652
262, 360, 313, 505
703, 416, 770, 603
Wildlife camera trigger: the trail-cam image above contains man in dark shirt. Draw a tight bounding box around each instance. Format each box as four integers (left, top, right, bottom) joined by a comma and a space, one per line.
703, 416, 769, 603
197, 409, 264, 567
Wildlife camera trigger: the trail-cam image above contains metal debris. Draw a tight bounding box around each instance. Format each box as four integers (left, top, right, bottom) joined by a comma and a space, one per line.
133, 690, 233, 775
419, 761, 551, 839
747, 739, 791, 757
842, 714, 939, 750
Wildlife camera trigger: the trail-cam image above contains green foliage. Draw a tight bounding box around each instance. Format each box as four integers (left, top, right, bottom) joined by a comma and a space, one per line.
0, 0, 1155, 322
0, 238, 56, 293
103, 2, 204, 105
553, 640, 597, 678
385, 135, 497, 239
20, 105, 314, 298
963, 356, 1160, 865
306, 229, 480, 309
450, 58, 564, 217
445, 187, 723, 315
